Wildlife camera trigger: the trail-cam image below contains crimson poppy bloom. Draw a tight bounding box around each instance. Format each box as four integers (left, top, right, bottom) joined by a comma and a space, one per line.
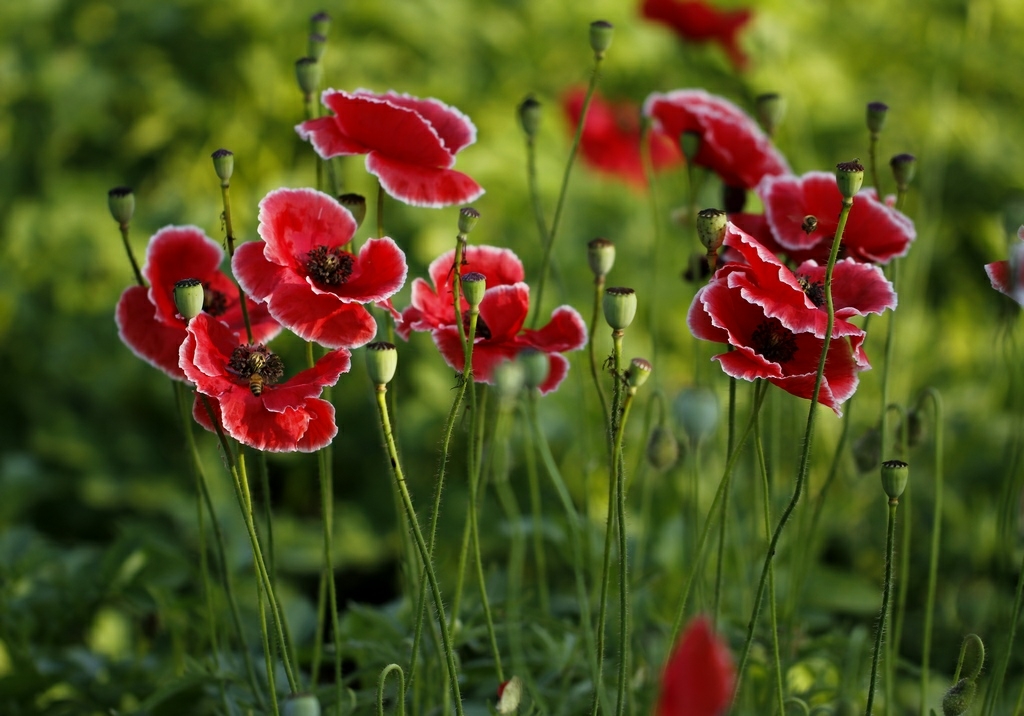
398, 244, 525, 339
563, 87, 682, 188
181, 314, 350, 452
985, 226, 1024, 306
641, 0, 753, 71
656, 617, 735, 716
233, 188, 407, 350
688, 224, 895, 413
296, 89, 484, 208
643, 89, 789, 190
757, 172, 915, 264
116, 226, 280, 380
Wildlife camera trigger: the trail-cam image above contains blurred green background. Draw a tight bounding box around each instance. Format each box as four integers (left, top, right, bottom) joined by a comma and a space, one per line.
4, 0, 1024, 712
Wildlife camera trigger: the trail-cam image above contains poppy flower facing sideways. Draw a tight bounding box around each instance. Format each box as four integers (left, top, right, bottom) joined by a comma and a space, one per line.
756, 171, 916, 264
985, 226, 1024, 307
688, 223, 896, 414
181, 314, 351, 453
116, 226, 280, 380
563, 87, 682, 189
296, 89, 484, 208
233, 188, 407, 350
641, 0, 753, 71
644, 89, 789, 190
657, 616, 735, 716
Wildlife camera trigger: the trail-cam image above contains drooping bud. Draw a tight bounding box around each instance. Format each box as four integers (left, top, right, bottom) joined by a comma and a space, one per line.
646, 426, 680, 471
696, 209, 728, 253
496, 676, 524, 715
673, 386, 719, 445
852, 427, 882, 473
755, 93, 785, 137
941, 678, 977, 716
211, 149, 234, 186
492, 359, 525, 405
679, 130, 701, 163
517, 348, 550, 391
365, 342, 398, 386
603, 287, 637, 331
890, 153, 917, 190
108, 186, 135, 226
307, 33, 327, 61
283, 693, 322, 716
295, 57, 322, 96
458, 206, 480, 235
339, 193, 367, 228
174, 278, 205, 320
589, 20, 614, 60
836, 159, 865, 201
518, 95, 542, 138
587, 238, 615, 280
866, 101, 889, 135
880, 459, 909, 501
310, 11, 331, 37
625, 358, 652, 390
461, 272, 486, 308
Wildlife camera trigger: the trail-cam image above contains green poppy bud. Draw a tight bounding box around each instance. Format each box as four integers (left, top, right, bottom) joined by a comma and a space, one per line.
625, 358, 652, 390
866, 101, 889, 135
339, 193, 367, 228
461, 272, 486, 308
589, 20, 614, 60
646, 426, 680, 471
308, 33, 327, 61
295, 57, 322, 96
283, 693, 322, 716
587, 237, 615, 279
679, 130, 701, 163
310, 11, 331, 37
673, 386, 719, 445
211, 148, 234, 186
941, 678, 976, 716
890, 153, 916, 190
836, 159, 865, 200
880, 459, 909, 501
365, 342, 398, 386
755, 93, 785, 136
458, 206, 480, 235
108, 186, 134, 226
493, 359, 525, 403
518, 95, 542, 138
696, 208, 728, 253
517, 348, 550, 391
603, 287, 637, 331
174, 278, 205, 320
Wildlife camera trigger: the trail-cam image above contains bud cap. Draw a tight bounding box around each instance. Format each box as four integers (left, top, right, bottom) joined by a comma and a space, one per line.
174, 278, 205, 320
587, 238, 615, 279
836, 159, 865, 200
589, 20, 614, 59
626, 358, 652, 390
295, 57, 322, 96
890, 153, 917, 189
365, 342, 398, 386
108, 186, 135, 225
866, 101, 889, 135
458, 206, 480, 235
461, 272, 486, 308
880, 459, 909, 500
211, 149, 234, 184
603, 287, 637, 331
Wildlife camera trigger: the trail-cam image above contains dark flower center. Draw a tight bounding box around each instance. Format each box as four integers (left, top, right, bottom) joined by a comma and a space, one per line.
751, 318, 798, 364
797, 274, 825, 307
203, 284, 229, 317
306, 245, 354, 286
462, 310, 492, 340
228, 344, 284, 396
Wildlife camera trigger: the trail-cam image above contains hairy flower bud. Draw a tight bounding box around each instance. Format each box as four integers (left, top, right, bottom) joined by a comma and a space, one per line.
283, 693, 322, 716
517, 348, 550, 391
836, 159, 865, 200
365, 342, 398, 386
941, 678, 976, 716
880, 459, 909, 501
108, 186, 134, 226
603, 287, 637, 331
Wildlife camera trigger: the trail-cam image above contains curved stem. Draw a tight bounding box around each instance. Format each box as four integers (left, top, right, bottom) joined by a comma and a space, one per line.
118, 222, 145, 287
611, 389, 638, 716
916, 389, 944, 716
589, 277, 611, 437
377, 664, 406, 716
866, 499, 899, 716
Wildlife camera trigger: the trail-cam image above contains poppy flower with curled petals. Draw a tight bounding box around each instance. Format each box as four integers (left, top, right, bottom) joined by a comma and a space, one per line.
563, 87, 682, 189
233, 188, 407, 350
757, 171, 915, 264
985, 225, 1024, 306
688, 223, 895, 414
398, 245, 525, 339
115, 226, 280, 380
296, 89, 484, 208
641, 0, 753, 71
431, 283, 587, 395
657, 616, 735, 716
644, 89, 789, 190
181, 314, 350, 453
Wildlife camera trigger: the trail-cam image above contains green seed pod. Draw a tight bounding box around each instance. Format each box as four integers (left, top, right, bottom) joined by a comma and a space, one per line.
589, 20, 614, 59
458, 206, 480, 235
941, 678, 976, 716
496, 676, 523, 715
755, 93, 785, 136
852, 427, 882, 473
866, 101, 889, 135
836, 159, 865, 200
365, 342, 398, 386
518, 95, 542, 138
890, 153, 917, 190
696, 208, 728, 253
308, 32, 327, 61
880, 459, 909, 501
587, 237, 615, 279
646, 426, 680, 471
626, 358, 652, 390
310, 11, 331, 37
295, 57, 322, 96
679, 130, 702, 163
173, 278, 205, 320
211, 148, 234, 185
107, 186, 135, 226
603, 287, 637, 331
517, 348, 550, 391
338, 193, 367, 228
673, 386, 719, 445
461, 271, 486, 308
283, 693, 322, 716
493, 359, 525, 404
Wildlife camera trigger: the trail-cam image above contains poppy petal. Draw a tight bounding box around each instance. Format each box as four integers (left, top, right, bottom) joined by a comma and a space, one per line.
233, 240, 289, 303
366, 153, 485, 208
333, 237, 408, 303
368, 90, 478, 155
116, 285, 188, 380
795, 259, 897, 317
295, 115, 373, 159
144, 225, 224, 323
256, 187, 357, 267
267, 283, 378, 349
263, 348, 351, 410
521, 306, 588, 353
657, 616, 735, 716
478, 284, 530, 341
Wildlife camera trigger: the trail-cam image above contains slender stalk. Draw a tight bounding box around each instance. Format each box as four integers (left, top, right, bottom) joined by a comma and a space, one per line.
713, 376, 737, 628
869, 133, 883, 199
640, 121, 664, 368
917, 389, 944, 716
317, 449, 344, 712
611, 388, 639, 716
310, 568, 328, 687
880, 261, 900, 462
887, 404, 910, 711
118, 222, 145, 287
866, 499, 900, 716
377, 664, 406, 716
984, 531, 1024, 716
255, 565, 281, 716
218, 180, 253, 344
588, 276, 611, 434
526, 427, 551, 615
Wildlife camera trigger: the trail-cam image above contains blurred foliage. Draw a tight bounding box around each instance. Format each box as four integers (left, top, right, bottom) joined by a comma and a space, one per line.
4, 0, 1024, 713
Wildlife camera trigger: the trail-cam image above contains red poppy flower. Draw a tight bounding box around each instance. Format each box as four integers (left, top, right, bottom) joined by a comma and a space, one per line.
180, 313, 350, 453
688, 224, 895, 413
985, 226, 1024, 306
563, 87, 682, 188
643, 89, 789, 190
656, 617, 735, 716
233, 188, 407, 350
115, 226, 280, 380
641, 0, 753, 71
296, 89, 484, 208
398, 245, 525, 339
757, 172, 915, 264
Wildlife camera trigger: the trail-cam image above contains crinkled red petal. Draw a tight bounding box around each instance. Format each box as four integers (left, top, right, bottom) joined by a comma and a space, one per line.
687, 284, 731, 344
986, 260, 1012, 296
537, 353, 571, 395
116, 285, 188, 380
257, 188, 357, 267
478, 284, 530, 341
368, 90, 478, 155
262, 348, 351, 411
179, 315, 241, 396
331, 237, 407, 303
294, 398, 339, 452
233, 240, 289, 303
219, 390, 312, 453
431, 326, 520, 384
521, 306, 588, 353
144, 225, 224, 323
795, 259, 897, 317
366, 153, 484, 208
267, 283, 378, 349
657, 616, 735, 716
295, 115, 372, 159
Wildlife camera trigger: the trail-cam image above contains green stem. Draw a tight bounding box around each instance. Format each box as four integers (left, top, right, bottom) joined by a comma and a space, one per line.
377, 664, 406, 716
713, 376, 737, 628
918, 389, 943, 716
311, 567, 327, 688
526, 425, 551, 615
866, 499, 899, 716
869, 133, 883, 199
588, 277, 611, 437
985, 527, 1024, 715
219, 181, 253, 343
255, 563, 281, 716
640, 121, 664, 368
318, 448, 344, 713
880, 260, 900, 460
611, 389, 638, 716
119, 222, 145, 287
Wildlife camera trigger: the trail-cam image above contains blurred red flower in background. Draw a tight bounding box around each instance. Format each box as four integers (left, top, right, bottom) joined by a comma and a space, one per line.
641, 0, 753, 71
297, 89, 484, 208
985, 226, 1024, 306
116, 226, 279, 380
656, 617, 735, 716
563, 87, 682, 188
